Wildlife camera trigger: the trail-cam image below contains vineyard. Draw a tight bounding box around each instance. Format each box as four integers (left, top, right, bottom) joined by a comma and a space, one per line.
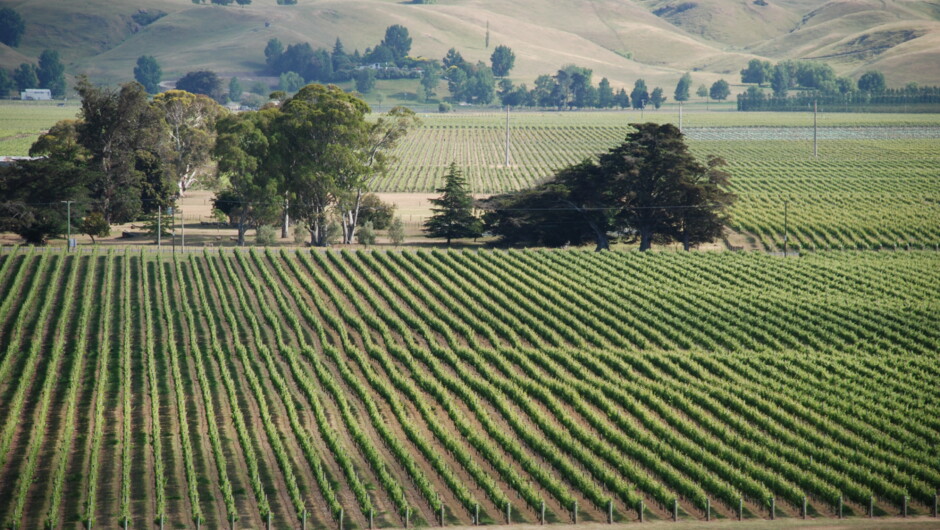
0, 247, 937, 529
382, 112, 940, 252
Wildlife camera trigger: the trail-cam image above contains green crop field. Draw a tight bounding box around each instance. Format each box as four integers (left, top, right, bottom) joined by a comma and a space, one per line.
0, 247, 937, 529
2, 104, 939, 251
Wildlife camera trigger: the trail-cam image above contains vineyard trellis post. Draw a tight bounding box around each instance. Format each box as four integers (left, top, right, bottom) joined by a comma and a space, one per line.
673, 498, 678, 521
266, 512, 271, 530
539, 501, 545, 525
903, 495, 908, 517
608, 500, 614, 524
473, 504, 479, 526
302, 509, 307, 530
370, 509, 374, 530
505, 502, 511, 525
573, 500, 578, 524
838, 495, 843, 519
802, 496, 807, 519
339, 507, 344, 530
738, 498, 743, 521
230, 512, 235, 529
770, 496, 775, 520
869, 496, 874, 518
706, 498, 710, 521
638, 500, 644, 522
439, 504, 444, 526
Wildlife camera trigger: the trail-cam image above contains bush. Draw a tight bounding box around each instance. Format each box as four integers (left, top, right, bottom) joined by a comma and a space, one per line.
357, 221, 377, 246
439, 102, 452, 113
293, 224, 308, 245
388, 216, 406, 245
256, 225, 277, 246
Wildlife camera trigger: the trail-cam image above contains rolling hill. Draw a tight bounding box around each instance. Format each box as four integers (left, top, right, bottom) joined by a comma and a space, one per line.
0, 0, 939, 95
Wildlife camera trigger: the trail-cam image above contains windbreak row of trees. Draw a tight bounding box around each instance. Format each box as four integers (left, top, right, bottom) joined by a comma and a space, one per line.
737, 84, 940, 112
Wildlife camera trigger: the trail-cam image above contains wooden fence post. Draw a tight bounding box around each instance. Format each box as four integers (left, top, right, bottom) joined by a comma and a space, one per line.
838, 496, 843, 519
474, 504, 479, 526
673, 499, 678, 521
770, 497, 775, 520
339, 508, 344, 530
802, 496, 807, 519
505, 502, 511, 525
638, 500, 644, 523
539, 501, 545, 525
608, 500, 614, 524
706, 498, 711, 522
302, 510, 307, 530
869, 496, 874, 518
903, 495, 908, 518
370, 509, 374, 530
573, 500, 578, 524
738, 498, 743, 521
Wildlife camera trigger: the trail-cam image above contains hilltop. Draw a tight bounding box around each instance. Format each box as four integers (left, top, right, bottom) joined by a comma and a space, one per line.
1, 0, 939, 95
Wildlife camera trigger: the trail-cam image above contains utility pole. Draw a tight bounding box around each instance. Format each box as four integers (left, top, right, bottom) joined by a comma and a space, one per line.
813, 99, 818, 158
61, 201, 73, 251
180, 208, 185, 251
157, 207, 162, 249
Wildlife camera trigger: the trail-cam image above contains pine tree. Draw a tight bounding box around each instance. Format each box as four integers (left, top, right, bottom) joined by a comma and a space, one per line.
424, 163, 482, 245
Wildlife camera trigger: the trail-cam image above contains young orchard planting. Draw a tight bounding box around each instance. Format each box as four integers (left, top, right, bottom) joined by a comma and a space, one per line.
0, 248, 936, 528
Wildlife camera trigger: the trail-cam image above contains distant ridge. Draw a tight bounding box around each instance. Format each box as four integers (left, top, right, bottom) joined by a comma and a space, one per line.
2, 0, 938, 91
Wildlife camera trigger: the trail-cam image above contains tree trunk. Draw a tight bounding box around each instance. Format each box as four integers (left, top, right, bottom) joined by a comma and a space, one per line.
237, 209, 248, 246
281, 197, 290, 239
682, 232, 691, 251
639, 227, 653, 251
341, 189, 364, 245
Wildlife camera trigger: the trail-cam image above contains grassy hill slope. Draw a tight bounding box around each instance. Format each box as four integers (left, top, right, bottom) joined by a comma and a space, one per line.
2, 0, 939, 93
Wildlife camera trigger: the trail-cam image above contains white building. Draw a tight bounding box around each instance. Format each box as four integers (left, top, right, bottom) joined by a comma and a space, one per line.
20, 89, 52, 101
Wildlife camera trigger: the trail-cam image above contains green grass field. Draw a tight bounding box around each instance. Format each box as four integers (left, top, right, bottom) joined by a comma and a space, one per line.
0, 102, 82, 157
0, 248, 936, 529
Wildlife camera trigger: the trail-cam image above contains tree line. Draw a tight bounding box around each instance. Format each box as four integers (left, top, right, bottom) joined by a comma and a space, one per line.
0, 79, 417, 247
424, 124, 735, 251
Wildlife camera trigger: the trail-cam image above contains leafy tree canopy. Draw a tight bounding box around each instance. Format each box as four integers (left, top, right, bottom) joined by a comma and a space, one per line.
857, 70, 886, 93
381, 24, 412, 62
674, 72, 692, 102
0, 7, 25, 47
490, 45, 515, 77
176, 70, 225, 102
134, 55, 162, 94
710, 79, 730, 101
481, 123, 735, 251
37, 50, 66, 97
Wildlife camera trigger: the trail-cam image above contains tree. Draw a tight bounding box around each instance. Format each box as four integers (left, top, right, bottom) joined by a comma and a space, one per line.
674, 72, 692, 102
710, 79, 730, 101
13, 63, 37, 91
37, 50, 66, 97
152, 90, 224, 196
740, 59, 772, 85
235, 0, 252, 5
0, 69, 14, 97
771, 64, 789, 97
482, 123, 734, 251
614, 88, 630, 109
176, 70, 225, 102
490, 45, 515, 77
696, 84, 708, 99
597, 78, 614, 108
213, 109, 281, 245
229, 77, 242, 101
274, 84, 372, 246
630, 79, 648, 109
265, 38, 284, 73
388, 216, 405, 245
354, 69, 376, 93
650, 87, 665, 109
279, 71, 305, 92
0, 7, 25, 47
76, 78, 170, 224
442, 48, 466, 70
357, 193, 395, 229
0, 157, 91, 244
337, 105, 419, 243
80, 211, 110, 243
134, 55, 162, 94
857, 70, 885, 93
420, 63, 441, 101
381, 24, 412, 63
424, 162, 482, 245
